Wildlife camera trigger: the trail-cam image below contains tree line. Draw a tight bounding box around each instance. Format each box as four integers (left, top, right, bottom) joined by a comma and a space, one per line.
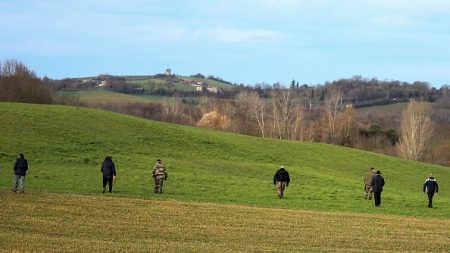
1, 59, 449, 166
0, 59, 53, 104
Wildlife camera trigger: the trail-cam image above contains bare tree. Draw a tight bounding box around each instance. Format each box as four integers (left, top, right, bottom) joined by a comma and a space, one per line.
289, 103, 304, 140
397, 100, 433, 161
162, 96, 182, 122
323, 87, 343, 143
270, 86, 303, 140
270, 87, 282, 139
0, 59, 53, 104
336, 105, 357, 146
196, 110, 230, 130
236, 91, 266, 137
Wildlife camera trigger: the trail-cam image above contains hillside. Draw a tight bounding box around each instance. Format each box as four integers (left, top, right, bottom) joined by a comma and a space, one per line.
356, 102, 408, 116
61, 89, 172, 104
0, 102, 449, 218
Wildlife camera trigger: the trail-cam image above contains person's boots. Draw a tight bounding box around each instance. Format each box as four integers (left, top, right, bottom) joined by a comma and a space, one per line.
102, 187, 106, 194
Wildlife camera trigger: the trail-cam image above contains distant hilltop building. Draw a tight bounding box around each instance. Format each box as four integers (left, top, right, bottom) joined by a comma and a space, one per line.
207, 87, 218, 93
190, 81, 218, 93
99, 80, 108, 87
165, 68, 172, 76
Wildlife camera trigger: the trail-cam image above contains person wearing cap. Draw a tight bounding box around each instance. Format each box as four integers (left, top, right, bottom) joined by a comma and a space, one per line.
12, 153, 28, 193
273, 166, 290, 198
363, 167, 376, 200
423, 173, 439, 208
371, 170, 385, 206
101, 156, 116, 193
152, 159, 168, 194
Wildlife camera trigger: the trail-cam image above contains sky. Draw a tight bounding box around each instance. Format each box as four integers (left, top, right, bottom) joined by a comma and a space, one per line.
1, 0, 450, 87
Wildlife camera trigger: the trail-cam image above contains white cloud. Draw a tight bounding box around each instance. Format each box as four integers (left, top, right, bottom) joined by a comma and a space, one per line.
361, 0, 450, 12
195, 27, 290, 43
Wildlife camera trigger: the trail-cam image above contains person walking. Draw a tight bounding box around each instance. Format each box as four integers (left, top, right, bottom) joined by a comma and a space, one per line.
364, 167, 376, 200
152, 159, 167, 194
101, 156, 116, 193
12, 153, 28, 193
371, 170, 385, 207
273, 166, 290, 198
423, 173, 439, 208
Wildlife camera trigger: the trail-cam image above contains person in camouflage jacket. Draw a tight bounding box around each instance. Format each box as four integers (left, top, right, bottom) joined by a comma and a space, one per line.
364, 168, 376, 200
152, 159, 168, 194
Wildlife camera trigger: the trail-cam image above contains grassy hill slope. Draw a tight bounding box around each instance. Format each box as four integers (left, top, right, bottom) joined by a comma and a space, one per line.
65, 89, 170, 104
0, 102, 449, 218
125, 75, 235, 92
356, 102, 407, 116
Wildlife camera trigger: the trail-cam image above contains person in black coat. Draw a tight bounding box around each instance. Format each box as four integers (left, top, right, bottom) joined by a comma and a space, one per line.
273, 166, 290, 198
423, 173, 439, 208
101, 156, 116, 193
12, 153, 28, 193
371, 170, 385, 206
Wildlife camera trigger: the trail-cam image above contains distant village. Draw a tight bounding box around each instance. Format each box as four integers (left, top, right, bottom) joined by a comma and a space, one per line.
76, 68, 221, 94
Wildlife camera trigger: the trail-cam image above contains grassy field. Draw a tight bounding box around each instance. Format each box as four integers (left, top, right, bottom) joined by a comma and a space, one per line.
356, 102, 408, 116
179, 76, 234, 90
60, 89, 173, 104
1, 190, 449, 253
127, 78, 196, 92
1, 102, 450, 252
125, 75, 235, 92
0, 102, 449, 218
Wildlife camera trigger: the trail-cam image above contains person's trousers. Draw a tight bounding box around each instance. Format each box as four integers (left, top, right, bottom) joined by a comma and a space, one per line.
364, 185, 373, 199
12, 175, 25, 192
427, 191, 435, 208
154, 177, 164, 193
103, 177, 113, 192
276, 181, 286, 198
374, 192, 382, 206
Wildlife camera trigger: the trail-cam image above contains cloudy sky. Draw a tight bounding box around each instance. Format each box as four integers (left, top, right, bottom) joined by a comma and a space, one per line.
1, 0, 449, 86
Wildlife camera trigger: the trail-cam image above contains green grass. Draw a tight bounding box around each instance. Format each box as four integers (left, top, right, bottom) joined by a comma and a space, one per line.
0, 102, 449, 219
60, 89, 169, 104
180, 76, 234, 90
122, 74, 235, 91
72, 89, 197, 104
1, 102, 450, 252
127, 78, 196, 92
356, 102, 408, 115
1, 190, 449, 252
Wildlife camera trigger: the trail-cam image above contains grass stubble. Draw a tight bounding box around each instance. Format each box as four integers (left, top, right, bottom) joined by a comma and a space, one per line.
1, 190, 449, 253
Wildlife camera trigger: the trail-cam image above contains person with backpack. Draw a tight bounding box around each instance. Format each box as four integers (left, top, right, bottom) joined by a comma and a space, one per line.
101, 156, 116, 193
371, 170, 385, 207
152, 159, 168, 194
273, 166, 290, 198
12, 153, 29, 193
423, 173, 439, 208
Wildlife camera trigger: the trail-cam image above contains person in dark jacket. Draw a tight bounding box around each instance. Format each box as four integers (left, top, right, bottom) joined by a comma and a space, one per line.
101, 156, 116, 193
371, 170, 385, 206
423, 173, 439, 208
273, 166, 290, 198
12, 153, 28, 193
